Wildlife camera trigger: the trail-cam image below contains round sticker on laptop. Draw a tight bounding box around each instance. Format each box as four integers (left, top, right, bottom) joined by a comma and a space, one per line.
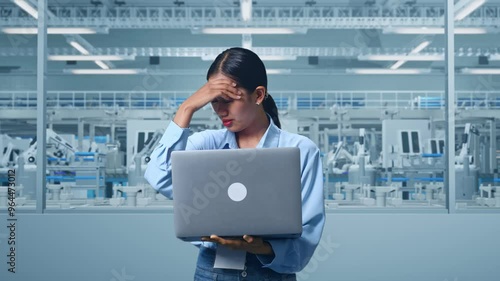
227, 182, 247, 202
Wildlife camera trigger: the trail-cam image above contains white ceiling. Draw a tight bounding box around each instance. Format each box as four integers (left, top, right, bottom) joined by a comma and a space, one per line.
0, 0, 499, 74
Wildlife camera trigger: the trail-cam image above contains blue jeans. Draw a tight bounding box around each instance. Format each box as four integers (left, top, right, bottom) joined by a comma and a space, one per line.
194, 246, 296, 281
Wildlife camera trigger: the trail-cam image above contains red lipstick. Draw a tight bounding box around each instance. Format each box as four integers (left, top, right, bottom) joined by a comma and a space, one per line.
222, 119, 233, 127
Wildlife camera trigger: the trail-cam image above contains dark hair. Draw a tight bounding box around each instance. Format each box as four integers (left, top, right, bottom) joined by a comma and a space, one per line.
206, 47, 281, 129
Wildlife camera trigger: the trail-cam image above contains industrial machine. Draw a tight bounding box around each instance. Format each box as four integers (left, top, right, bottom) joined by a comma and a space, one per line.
0, 134, 31, 169
320, 115, 500, 209
127, 129, 164, 186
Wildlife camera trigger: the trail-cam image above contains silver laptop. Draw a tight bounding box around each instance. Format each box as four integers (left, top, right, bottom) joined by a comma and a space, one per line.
171, 147, 302, 241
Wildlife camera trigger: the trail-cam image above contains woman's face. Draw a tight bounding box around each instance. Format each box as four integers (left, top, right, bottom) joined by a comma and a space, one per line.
209, 73, 260, 132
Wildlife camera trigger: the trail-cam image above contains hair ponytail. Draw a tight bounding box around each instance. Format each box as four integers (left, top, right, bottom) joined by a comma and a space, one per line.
262, 94, 281, 129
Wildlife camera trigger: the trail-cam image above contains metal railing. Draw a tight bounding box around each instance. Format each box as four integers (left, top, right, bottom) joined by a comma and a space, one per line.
0, 91, 499, 110
1, 5, 499, 28
1, 47, 497, 58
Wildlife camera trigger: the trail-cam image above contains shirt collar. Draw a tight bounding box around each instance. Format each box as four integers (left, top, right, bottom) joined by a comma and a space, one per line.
221, 114, 280, 149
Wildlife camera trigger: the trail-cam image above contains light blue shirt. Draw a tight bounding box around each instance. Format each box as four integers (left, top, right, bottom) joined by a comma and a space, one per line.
144, 117, 325, 274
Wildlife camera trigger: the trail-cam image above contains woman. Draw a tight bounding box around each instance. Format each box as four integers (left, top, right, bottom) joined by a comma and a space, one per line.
145, 47, 325, 281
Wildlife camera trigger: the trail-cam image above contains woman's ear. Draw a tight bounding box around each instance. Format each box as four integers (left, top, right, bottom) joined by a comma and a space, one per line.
254, 86, 267, 105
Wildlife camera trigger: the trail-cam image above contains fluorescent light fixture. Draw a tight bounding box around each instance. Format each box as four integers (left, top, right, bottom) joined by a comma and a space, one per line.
260, 55, 297, 61
387, 41, 431, 69
411, 41, 431, 54
455, 0, 486, 21
68, 41, 90, 55
359, 54, 444, 61
461, 68, 500, 75
49, 55, 136, 61
201, 55, 297, 61
94, 60, 110, 70
198, 28, 306, 34
200, 55, 217, 61
63, 69, 146, 75
383, 27, 488, 34
346, 68, 432, 74
489, 54, 500, 61
1, 27, 108, 34
240, 0, 252, 21
13, 0, 38, 19
389, 60, 406, 70
266, 69, 291, 75
454, 0, 473, 13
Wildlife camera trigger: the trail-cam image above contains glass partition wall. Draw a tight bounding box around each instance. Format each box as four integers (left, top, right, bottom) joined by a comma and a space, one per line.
1, 0, 497, 213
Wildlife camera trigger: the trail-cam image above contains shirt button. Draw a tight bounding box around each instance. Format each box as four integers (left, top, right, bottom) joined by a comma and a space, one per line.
241, 271, 247, 278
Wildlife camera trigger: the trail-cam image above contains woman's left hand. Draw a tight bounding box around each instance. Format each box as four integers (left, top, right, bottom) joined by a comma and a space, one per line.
201, 235, 274, 256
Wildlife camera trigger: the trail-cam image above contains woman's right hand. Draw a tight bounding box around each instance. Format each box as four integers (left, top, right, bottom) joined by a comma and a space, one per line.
173, 78, 242, 128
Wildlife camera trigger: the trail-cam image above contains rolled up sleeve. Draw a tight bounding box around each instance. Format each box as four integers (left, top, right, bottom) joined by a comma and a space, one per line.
144, 121, 191, 198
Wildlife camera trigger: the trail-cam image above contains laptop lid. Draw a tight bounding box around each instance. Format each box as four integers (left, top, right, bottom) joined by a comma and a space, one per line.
171, 147, 302, 241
